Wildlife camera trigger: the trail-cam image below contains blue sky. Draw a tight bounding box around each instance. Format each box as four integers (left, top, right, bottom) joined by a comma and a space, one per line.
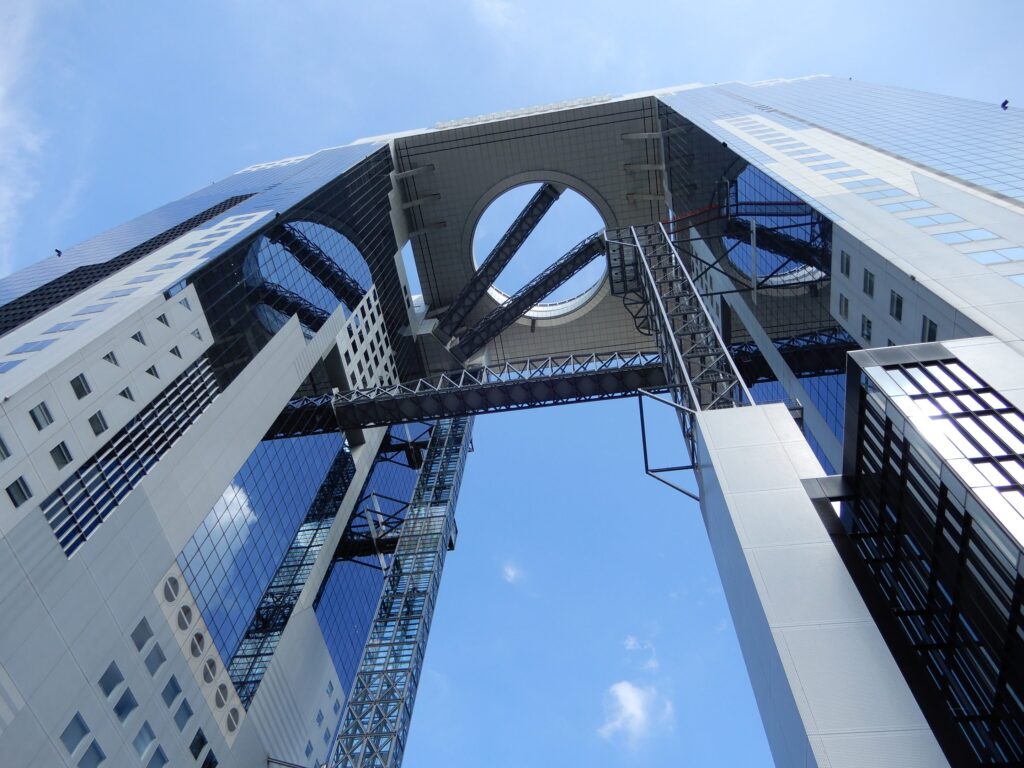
1, 1, 1022, 765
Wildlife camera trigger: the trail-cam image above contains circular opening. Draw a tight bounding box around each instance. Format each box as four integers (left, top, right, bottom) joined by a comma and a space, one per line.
226, 708, 240, 732
162, 577, 179, 603
215, 684, 228, 708
190, 632, 205, 658
473, 183, 606, 317
176, 605, 193, 631
203, 658, 217, 683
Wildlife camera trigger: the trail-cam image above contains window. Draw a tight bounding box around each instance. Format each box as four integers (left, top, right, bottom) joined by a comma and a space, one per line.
922, 316, 938, 342
305, 742, 314, 759
102, 288, 137, 299
6, 477, 32, 507
174, 700, 193, 731
131, 618, 153, 650
114, 688, 138, 721
316, 709, 324, 726
70, 373, 91, 399
74, 303, 113, 316
9, 339, 55, 354
132, 722, 156, 757
61, 713, 90, 753
161, 676, 182, 706
323, 728, 330, 744
30, 401, 54, 430
0, 434, 9, 461
144, 643, 166, 675
862, 268, 875, 297
191, 329, 202, 341
118, 387, 134, 401
98, 662, 123, 697
89, 411, 109, 436
102, 351, 119, 366
146, 747, 169, 768
50, 442, 73, 470
77, 741, 106, 768
333, 698, 341, 715
145, 365, 159, 378
156, 313, 169, 326
0, 360, 22, 373
201, 752, 219, 768
131, 331, 146, 345
46, 320, 88, 333
170, 345, 182, 358
326, 680, 334, 696
189, 728, 208, 759
889, 290, 903, 321
179, 297, 191, 311
861, 315, 873, 343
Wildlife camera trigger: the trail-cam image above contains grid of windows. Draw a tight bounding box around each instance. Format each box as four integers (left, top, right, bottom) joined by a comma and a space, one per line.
178, 432, 348, 670
845, 359, 1024, 764
40, 358, 219, 556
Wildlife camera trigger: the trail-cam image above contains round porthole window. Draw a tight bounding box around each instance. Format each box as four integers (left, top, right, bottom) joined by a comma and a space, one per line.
226, 708, 240, 732
203, 658, 217, 684
215, 684, 229, 708
176, 605, 193, 631
163, 576, 180, 603
190, 632, 205, 658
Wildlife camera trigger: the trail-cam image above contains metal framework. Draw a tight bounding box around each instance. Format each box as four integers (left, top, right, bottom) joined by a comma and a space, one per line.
331, 416, 472, 768
435, 182, 563, 339
270, 223, 367, 310
730, 328, 857, 384
607, 222, 753, 488
452, 232, 606, 358
266, 351, 666, 437
256, 281, 330, 330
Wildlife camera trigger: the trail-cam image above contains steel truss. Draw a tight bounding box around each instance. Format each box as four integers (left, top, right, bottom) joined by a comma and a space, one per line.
436, 182, 563, 339
730, 328, 857, 384
270, 223, 367, 310
607, 222, 753, 484
266, 351, 666, 438
452, 232, 606, 358
331, 416, 472, 768
256, 281, 330, 330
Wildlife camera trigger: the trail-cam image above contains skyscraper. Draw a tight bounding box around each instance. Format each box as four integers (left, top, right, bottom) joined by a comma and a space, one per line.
0, 76, 1021, 767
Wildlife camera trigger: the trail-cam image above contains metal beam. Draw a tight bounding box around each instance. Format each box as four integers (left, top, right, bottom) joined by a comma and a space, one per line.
452, 232, 606, 358
265, 352, 667, 437
722, 217, 828, 271
269, 223, 367, 310
256, 282, 330, 330
435, 182, 563, 338
730, 329, 857, 384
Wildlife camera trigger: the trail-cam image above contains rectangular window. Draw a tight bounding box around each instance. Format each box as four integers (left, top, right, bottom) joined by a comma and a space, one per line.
131, 618, 153, 650
201, 752, 219, 768
78, 741, 106, 768
118, 387, 134, 401
6, 476, 32, 507
98, 662, 123, 697
862, 269, 875, 297
30, 401, 54, 430
861, 315, 873, 343
114, 688, 138, 721
922, 316, 938, 342
189, 728, 208, 759
0, 434, 9, 461
133, 721, 156, 757
74, 303, 114, 316
102, 350, 119, 366
146, 747, 169, 768
838, 294, 849, 319
89, 411, 108, 436
50, 442, 73, 470
144, 644, 166, 675
161, 676, 181, 707
70, 373, 91, 399
889, 290, 903, 321
0, 360, 22, 373
60, 713, 90, 753
175, 700, 193, 731
46, 320, 88, 333
131, 331, 146, 345
9, 339, 56, 354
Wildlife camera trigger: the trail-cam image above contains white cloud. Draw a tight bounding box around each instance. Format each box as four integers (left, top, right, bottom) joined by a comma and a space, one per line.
623, 634, 659, 670
0, 2, 47, 275
597, 681, 673, 745
501, 561, 523, 584
623, 634, 641, 651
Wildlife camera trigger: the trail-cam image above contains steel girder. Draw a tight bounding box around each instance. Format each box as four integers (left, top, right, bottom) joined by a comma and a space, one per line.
730, 329, 858, 384
452, 232, 606, 358
270, 223, 367, 310
722, 216, 828, 271
256, 282, 330, 330
435, 182, 563, 338
265, 351, 667, 437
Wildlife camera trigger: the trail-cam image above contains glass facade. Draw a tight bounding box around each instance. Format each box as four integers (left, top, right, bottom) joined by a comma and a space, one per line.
843, 356, 1024, 765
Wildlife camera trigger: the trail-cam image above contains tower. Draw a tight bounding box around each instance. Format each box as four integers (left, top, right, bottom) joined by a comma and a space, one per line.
0, 76, 1021, 767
